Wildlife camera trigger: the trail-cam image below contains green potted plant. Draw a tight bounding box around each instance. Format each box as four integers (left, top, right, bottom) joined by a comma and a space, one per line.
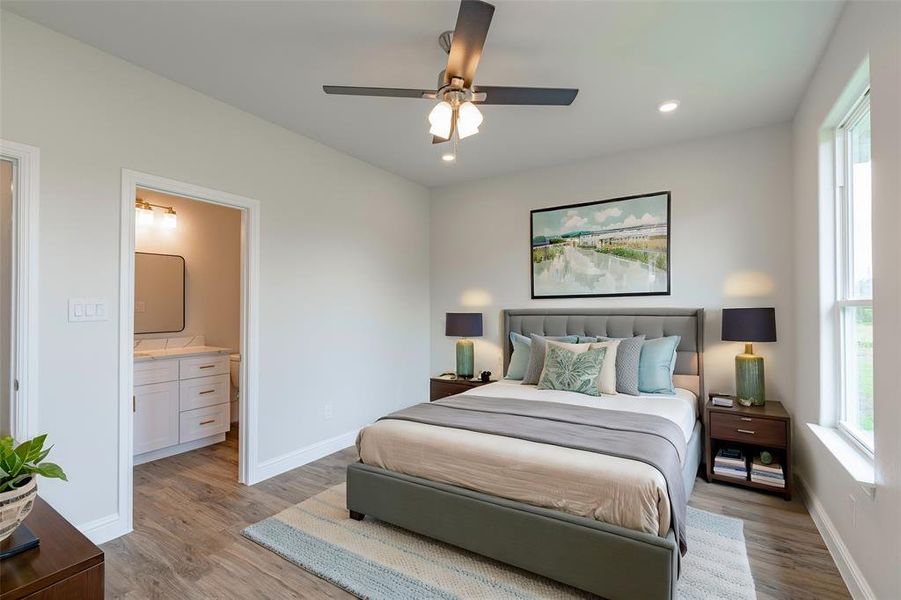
0, 434, 67, 542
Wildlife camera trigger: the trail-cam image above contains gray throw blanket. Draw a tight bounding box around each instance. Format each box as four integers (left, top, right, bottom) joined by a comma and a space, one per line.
380, 395, 688, 557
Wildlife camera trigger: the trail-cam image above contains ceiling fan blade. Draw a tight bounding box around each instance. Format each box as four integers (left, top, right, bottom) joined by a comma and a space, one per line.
323, 86, 434, 99
445, 0, 495, 88
432, 136, 451, 145
472, 86, 579, 105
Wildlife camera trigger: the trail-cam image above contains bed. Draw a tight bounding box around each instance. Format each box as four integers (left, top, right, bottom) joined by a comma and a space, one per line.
347, 308, 705, 599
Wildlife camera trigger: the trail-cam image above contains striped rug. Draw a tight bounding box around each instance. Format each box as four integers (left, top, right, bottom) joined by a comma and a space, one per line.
244, 484, 755, 599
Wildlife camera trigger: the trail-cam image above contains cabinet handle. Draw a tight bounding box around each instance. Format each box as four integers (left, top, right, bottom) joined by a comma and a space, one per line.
199, 389, 216, 395
199, 419, 215, 426
199, 364, 215, 369
133, 395, 136, 413
740, 417, 753, 422
737, 429, 755, 435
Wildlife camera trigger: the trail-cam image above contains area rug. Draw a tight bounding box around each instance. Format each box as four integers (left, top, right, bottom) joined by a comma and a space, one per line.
243, 484, 755, 599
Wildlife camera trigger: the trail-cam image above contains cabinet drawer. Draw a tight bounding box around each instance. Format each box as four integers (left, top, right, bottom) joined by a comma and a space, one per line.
180, 374, 229, 412
710, 412, 787, 447
179, 404, 230, 443
430, 381, 469, 402
134, 359, 179, 386
179, 355, 229, 380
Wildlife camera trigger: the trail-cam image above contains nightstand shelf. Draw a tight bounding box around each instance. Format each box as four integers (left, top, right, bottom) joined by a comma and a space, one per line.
430, 376, 495, 401
705, 395, 793, 500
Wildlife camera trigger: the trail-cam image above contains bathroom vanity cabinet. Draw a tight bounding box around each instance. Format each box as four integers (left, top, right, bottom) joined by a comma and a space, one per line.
133, 352, 231, 464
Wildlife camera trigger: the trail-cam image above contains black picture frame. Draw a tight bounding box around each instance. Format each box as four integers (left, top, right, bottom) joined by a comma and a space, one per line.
530, 191, 672, 299
134, 251, 187, 334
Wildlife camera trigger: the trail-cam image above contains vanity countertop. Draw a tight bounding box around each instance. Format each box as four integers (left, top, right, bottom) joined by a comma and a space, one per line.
134, 345, 233, 362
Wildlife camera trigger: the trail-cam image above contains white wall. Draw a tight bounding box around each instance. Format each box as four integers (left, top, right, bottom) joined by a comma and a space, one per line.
0, 12, 430, 531
792, 2, 901, 598
135, 189, 242, 351
430, 124, 795, 400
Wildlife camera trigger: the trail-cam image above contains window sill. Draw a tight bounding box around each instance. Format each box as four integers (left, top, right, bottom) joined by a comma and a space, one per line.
807, 423, 876, 497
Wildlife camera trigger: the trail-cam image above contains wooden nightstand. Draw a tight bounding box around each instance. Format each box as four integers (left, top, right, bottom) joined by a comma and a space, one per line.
430, 376, 495, 401
1, 497, 104, 599
705, 395, 793, 500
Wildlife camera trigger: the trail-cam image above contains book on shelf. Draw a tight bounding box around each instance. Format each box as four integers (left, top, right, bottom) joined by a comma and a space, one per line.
750, 474, 785, 488
714, 467, 748, 480
715, 456, 746, 468
751, 458, 783, 474
750, 457, 784, 487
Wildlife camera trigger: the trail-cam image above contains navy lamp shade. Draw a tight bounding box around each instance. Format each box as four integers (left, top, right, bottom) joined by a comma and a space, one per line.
722, 308, 777, 406
446, 313, 483, 379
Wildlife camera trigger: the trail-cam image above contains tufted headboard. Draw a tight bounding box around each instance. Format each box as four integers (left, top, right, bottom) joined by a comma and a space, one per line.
502, 308, 705, 397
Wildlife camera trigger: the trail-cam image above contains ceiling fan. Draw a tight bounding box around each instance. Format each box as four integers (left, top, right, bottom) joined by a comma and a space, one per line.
323, 0, 579, 155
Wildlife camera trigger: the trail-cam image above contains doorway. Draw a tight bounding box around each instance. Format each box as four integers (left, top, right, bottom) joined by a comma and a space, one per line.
118, 170, 260, 539
0, 140, 39, 441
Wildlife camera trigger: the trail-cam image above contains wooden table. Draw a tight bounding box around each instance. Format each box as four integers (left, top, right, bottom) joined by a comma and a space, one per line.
0, 497, 104, 600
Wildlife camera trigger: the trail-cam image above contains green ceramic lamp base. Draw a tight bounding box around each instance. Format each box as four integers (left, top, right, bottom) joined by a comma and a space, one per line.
455, 338, 474, 379
736, 343, 766, 406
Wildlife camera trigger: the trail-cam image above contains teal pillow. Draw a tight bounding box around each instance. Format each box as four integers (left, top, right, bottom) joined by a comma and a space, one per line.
638, 336, 681, 394
537, 345, 607, 396
505, 332, 532, 380
576, 336, 598, 343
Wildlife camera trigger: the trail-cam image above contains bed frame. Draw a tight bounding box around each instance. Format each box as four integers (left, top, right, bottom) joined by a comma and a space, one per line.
347, 308, 705, 599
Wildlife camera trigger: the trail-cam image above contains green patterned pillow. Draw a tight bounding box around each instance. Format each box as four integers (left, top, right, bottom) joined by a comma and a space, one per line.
537, 345, 607, 396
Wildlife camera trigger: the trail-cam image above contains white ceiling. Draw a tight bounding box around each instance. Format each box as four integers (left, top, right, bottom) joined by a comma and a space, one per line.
5, 1, 842, 187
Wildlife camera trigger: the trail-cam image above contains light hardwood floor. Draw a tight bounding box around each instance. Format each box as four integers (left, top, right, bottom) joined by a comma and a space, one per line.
103, 429, 850, 599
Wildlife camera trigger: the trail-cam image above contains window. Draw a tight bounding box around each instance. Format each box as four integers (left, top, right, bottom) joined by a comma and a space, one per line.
835, 90, 873, 453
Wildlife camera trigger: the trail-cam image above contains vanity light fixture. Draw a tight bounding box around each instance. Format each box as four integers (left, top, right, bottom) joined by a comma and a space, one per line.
658, 100, 680, 113
135, 198, 178, 229
161, 207, 178, 230
135, 199, 155, 226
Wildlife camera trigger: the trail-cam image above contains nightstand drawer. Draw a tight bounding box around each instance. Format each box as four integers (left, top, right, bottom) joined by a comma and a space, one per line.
710, 412, 787, 447
430, 380, 466, 402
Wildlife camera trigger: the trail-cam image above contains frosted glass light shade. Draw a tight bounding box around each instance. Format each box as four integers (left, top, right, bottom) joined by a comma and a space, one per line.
136, 204, 154, 226
428, 101, 453, 139
161, 209, 177, 229
456, 101, 483, 138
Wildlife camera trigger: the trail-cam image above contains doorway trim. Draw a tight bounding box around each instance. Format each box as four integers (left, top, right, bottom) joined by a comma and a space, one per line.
0, 139, 40, 440
117, 169, 260, 540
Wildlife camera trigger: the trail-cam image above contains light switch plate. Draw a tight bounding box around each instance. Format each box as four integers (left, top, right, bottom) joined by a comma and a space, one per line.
69, 298, 110, 322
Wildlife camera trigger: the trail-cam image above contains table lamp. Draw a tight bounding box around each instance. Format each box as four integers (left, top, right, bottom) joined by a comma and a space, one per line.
722, 308, 777, 406
445, 312, 483, 379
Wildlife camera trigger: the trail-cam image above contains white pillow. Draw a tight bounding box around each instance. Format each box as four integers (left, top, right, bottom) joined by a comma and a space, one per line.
544, 339, 619, 395
589, 339, 620, 395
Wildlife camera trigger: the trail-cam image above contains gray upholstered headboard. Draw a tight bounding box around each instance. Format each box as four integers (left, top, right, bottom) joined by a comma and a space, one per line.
502, 308, 705, 396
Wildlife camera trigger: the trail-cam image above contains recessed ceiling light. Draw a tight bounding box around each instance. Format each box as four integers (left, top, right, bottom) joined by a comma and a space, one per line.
658, 100, 679, 113
441, 152, 456, 163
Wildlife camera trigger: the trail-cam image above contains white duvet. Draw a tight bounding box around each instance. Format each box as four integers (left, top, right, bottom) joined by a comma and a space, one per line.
357, 381, 698, 538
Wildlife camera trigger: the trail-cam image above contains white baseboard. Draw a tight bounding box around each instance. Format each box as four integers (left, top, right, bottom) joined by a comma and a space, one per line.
797, 475, 875, 600
250, 428, 359, 485
133, 433, 226, 465
78, 511, 132, 545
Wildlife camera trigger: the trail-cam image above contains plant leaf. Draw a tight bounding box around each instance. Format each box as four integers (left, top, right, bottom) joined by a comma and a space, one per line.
24, 434, 47, 462
14, 438, 33, 461
33, 445, 53, 464
34, 462, 67, 481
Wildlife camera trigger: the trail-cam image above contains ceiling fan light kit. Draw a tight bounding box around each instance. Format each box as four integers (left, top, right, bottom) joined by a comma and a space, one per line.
323, 0, 579, 161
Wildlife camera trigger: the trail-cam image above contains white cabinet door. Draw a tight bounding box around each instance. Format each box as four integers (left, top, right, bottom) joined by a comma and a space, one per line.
134, 381, 179, 455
